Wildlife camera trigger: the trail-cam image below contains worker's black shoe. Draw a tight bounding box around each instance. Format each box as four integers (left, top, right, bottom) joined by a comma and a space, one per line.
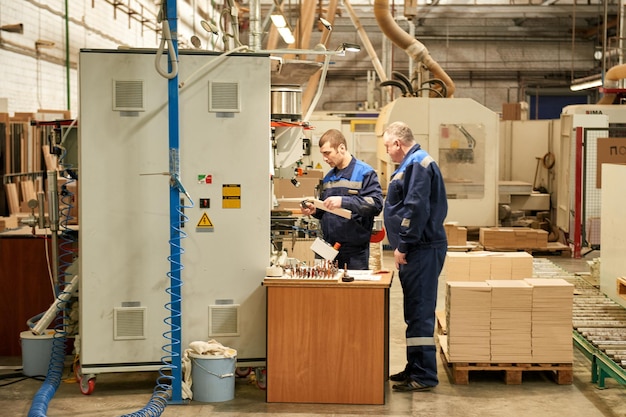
389, 370, 409, 382
392, 380, 434, 392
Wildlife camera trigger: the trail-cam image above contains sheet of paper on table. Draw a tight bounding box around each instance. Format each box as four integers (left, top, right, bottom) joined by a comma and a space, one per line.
346, 270, 382, 281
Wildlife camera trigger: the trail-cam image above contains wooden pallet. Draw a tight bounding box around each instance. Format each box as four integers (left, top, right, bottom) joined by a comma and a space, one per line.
438, 335, 573, 385
483, 242, 571, 257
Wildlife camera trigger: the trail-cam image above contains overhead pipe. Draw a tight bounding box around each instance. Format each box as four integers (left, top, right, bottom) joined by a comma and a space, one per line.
344, 0, 388, 83
597, 63, 626, 104
249, 0, 262, 51
373, 0, 455, 97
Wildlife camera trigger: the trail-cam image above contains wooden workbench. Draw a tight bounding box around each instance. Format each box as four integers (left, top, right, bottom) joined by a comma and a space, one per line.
263, 271, 393, 405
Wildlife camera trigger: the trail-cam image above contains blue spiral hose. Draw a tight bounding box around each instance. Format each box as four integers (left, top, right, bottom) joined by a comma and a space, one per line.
27, 167, 76, 417
121, 195, 192, 416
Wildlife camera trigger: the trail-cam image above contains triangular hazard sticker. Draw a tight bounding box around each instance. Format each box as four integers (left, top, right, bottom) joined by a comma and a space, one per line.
197, 212, 214, 228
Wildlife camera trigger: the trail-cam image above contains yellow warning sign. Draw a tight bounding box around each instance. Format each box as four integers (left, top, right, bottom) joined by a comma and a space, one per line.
197, 212, 214, 228
222, 184, 241, 209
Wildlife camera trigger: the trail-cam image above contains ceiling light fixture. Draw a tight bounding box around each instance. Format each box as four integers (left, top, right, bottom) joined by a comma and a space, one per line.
270, 14, 295, 45
570, 74, 603, 91
341, 43, 361, 53
200, 20, 219, 35
335, 42, 361, 56
0, 23, 23, 33
319, 17, 332, 31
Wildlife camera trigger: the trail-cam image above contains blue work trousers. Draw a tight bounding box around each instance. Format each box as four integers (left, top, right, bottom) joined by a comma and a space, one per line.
398, 244, 447, 387
335, 245, 369, 270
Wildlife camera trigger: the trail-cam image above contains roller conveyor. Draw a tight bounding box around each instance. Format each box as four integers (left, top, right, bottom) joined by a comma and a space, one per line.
533, 258, 626, 388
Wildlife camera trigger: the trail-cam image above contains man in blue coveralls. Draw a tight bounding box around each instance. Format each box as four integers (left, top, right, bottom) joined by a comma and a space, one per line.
301, 129, 383, 270
382, 121, 448, 392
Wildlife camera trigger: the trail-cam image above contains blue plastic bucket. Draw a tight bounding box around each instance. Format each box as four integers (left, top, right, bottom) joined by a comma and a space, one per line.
190, 353, 236, 402
20, 330, 54, 377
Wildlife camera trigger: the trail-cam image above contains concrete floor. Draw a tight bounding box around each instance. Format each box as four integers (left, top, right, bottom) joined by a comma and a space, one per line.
1, 250, 625, 417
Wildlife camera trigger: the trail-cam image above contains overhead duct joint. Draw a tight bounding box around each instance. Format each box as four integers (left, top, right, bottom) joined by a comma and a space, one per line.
373, 0, 455, 97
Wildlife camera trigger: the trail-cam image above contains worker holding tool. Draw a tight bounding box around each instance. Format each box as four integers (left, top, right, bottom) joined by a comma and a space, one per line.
382, 121, 448, 392
301, 129, 383, 270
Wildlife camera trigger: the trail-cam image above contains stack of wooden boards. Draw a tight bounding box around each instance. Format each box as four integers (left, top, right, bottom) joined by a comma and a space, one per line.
440, 249, 575, 385
479, 226, 548, 250
445, 278, 574, 364
444, 251, 533, 281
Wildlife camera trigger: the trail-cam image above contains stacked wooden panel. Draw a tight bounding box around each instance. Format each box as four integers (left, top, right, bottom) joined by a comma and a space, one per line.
487, 280, 533, 362
479, 227, 548, 249
524, 278, 574, 362
445, 278, 574, 364
446, 282, 491, 362
445, 251, 533, 281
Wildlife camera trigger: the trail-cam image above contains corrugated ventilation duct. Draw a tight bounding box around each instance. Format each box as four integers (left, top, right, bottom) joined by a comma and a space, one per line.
597, 64, 626, 104
373, 0, 455, 97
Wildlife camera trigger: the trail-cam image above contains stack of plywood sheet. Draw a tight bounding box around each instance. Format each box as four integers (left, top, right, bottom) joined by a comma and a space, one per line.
444, 252, 471, 279
524, 278, 574, 363
445, 278, 574, 364
446, 282, 492, 362
445, 251, 533, 281
487, 280, 533, 362
479, 227, 548, 249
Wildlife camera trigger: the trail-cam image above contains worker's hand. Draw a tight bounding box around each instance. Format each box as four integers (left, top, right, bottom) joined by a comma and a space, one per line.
300, 201, 316, 216
323, 196, 342, 211
394, 249, 407, 269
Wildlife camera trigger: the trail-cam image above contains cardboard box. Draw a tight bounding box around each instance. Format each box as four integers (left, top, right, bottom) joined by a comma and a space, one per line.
445, 223, 468, 246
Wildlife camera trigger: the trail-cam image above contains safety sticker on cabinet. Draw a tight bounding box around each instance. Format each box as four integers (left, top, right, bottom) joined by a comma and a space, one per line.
196, 212, 214, 232
222, 184, 241, 209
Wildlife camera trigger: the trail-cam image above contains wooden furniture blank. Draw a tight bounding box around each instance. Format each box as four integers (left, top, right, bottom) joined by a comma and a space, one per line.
264, 272, 393, 405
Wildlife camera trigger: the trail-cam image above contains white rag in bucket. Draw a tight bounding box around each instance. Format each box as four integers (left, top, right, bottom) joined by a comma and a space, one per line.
181, 339, 237, 400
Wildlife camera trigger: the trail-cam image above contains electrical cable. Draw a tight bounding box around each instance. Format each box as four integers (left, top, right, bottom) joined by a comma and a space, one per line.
420, 78, 448, 98
154, 5, 178, 79
178, 45, 249, 90
379, 79, 408, 96
391, 71, 414, 95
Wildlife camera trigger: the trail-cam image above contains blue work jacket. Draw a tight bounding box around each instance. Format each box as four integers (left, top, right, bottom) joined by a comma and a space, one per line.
384, 144, 448, 253
314, 157, 383, 248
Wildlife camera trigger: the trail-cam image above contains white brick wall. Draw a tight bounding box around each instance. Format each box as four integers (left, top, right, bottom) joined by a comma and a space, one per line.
0, 0, 218, 117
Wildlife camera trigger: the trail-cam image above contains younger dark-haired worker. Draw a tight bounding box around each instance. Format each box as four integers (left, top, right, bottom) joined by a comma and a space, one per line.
301, 129, 383, 270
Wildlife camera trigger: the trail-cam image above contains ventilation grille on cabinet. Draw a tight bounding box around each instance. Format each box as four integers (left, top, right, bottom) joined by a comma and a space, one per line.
113, 306, 147, 340
208, 81, 240, 112
208, 304, 240, 337
113, 80, 145, 112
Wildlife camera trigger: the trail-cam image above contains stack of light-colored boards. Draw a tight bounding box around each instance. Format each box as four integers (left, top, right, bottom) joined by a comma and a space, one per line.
445, 278, 573, 363
487, 280, 532, 362
479, 227, 548, 249
525, 278, 574, 362
445, 251, 533, 281
446, 282, 492, 362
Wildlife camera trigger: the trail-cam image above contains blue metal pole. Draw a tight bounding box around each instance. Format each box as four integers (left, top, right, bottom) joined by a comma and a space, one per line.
166, 0, 183, 404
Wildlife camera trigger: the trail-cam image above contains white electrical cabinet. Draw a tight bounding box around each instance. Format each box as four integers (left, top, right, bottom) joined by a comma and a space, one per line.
79, 49, 271, 372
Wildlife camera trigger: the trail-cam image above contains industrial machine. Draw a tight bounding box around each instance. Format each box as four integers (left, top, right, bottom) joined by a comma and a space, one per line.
78, 49, 271, 381
375, 97, 499, 228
